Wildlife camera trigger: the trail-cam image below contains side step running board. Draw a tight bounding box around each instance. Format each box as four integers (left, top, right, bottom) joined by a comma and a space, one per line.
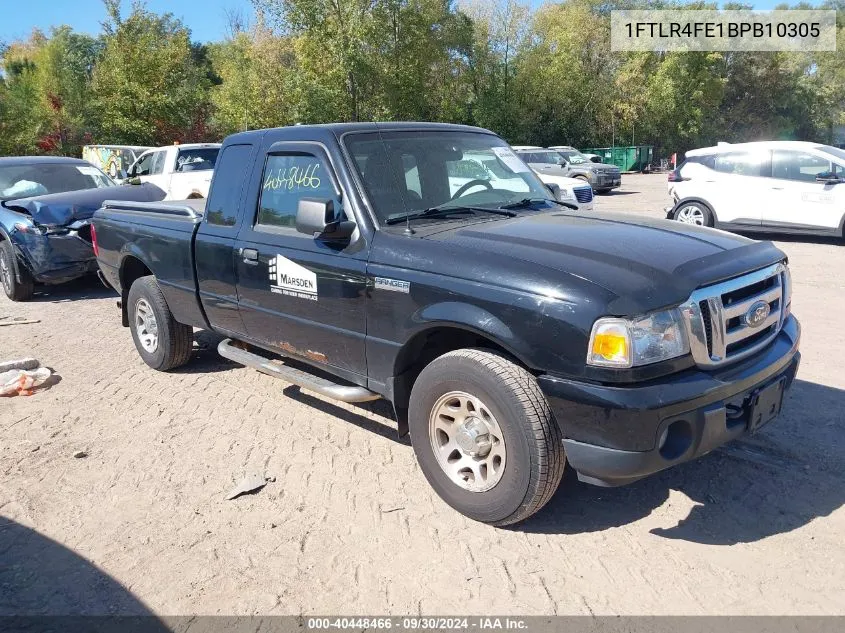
217, 339, 380, 403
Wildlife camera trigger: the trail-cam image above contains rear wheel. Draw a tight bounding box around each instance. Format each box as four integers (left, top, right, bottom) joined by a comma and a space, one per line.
674, 201, 714, 227
0, 240, 34, 302
127, 275, 193, 371
409, 349, 565, 526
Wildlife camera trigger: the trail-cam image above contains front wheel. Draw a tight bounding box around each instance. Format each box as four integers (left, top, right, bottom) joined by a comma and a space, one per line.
674, 201, 714, 227
409, 349, 565, 526
127, 275, 193, 371
0, 240, 34, 302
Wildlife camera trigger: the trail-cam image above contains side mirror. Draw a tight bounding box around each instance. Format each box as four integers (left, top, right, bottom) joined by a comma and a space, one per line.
296, 198, 355, 240
546, 183, 561, 200
816, 172, 841, 184
557, 158, 569, 166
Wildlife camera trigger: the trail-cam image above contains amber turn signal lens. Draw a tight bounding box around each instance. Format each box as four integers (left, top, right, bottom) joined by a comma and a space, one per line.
592, 333, 628, 360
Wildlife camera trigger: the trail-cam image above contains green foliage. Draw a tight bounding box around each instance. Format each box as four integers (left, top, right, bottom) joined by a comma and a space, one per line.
90, 0, 212, 145
0, 0, 843, 158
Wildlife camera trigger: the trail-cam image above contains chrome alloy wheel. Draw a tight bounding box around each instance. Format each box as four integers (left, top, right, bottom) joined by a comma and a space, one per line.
675, 204, 706, 225
428, 391, 506, 493
134, 298, 159, 353
0, 254, 11, 293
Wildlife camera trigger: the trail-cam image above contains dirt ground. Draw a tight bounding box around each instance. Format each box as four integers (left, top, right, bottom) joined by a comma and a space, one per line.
1, 173, 844, 616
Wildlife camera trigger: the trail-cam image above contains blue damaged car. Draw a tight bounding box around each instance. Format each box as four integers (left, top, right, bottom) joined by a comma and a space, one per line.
0, 156, 166, 301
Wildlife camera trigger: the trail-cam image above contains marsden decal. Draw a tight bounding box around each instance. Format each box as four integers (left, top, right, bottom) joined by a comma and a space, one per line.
269, 254, 318, 301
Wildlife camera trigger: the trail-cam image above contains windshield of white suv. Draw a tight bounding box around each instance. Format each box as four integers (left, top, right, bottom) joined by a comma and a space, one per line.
556, 150, 590, 165
0, 162, 114, 201
345, 131, 555, 225
815, 145, 845, 164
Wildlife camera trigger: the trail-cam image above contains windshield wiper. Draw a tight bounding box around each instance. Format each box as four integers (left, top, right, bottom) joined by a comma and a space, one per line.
385, 204, 517, 225
500, 197, 578, 211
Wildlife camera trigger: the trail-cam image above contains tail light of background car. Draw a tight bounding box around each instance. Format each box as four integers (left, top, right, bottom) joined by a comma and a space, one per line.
667, 169, 686, 182
90, 223, 99, 257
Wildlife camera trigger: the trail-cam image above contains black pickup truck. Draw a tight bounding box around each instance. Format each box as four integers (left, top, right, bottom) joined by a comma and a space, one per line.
92, 123, 801, 526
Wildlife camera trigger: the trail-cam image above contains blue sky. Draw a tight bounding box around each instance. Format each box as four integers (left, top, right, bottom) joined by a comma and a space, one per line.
0, 0, 819, 44
0, 0, 256, 44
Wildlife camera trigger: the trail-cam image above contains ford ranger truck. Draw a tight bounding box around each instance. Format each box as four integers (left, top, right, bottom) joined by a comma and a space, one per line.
91, 123, 801, 527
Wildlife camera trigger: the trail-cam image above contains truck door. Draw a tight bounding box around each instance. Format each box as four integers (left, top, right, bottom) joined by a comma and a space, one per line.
234, 141, 369, 379
195, 143, 257, 335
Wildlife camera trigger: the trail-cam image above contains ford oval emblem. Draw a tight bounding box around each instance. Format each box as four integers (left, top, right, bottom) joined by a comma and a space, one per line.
744, 301, 771, 328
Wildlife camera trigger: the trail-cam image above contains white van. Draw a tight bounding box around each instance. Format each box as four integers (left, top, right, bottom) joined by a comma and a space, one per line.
668, 140, 845, 237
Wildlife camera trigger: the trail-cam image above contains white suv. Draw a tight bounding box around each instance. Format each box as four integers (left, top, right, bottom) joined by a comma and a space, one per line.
668, 140, 845, 237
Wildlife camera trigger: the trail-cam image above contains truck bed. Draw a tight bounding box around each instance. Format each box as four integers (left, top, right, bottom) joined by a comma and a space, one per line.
93, 199, 207, 329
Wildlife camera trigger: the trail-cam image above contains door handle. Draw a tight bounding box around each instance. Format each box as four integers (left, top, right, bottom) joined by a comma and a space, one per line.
240, 248, 259, 265
771, 186, 784, 190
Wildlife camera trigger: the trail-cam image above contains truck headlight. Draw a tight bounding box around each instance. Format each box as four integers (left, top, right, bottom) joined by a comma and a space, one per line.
587, 308, 690, 368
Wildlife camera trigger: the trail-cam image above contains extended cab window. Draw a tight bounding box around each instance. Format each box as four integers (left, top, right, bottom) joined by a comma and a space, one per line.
257, 153, 336, 229
772, 150, 831, 182
206, 144, 252, 226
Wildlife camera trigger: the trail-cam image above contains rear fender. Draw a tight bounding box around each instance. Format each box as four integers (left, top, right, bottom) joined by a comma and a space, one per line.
118, 246, 155, 326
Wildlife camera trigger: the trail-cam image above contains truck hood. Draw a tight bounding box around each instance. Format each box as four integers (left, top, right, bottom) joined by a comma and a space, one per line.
424, 211, 786, 315
2, 183, 166, 227
534, 173, 593, 188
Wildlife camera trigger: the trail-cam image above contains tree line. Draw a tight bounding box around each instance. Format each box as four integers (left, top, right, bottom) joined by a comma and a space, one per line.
1, 0, 844, 161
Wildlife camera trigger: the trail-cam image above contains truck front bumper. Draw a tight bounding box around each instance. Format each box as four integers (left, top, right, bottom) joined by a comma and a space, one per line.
537, 315, 801, 487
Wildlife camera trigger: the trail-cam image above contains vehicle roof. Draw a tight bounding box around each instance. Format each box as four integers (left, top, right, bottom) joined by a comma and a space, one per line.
172, 143, 221, 149
548, 145, 577, 150
143, 143, 221, 151
0, 156, 89, 166
511, 146, 543, 151
224, 122, 497, 146
687, 140, 831, 156
83, 145, 151, 150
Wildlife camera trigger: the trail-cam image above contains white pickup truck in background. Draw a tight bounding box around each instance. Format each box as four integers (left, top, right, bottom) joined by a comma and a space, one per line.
126, 143, 221, 199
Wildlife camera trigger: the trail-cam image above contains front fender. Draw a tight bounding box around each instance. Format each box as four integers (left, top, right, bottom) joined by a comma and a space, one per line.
409, 301, 528, 365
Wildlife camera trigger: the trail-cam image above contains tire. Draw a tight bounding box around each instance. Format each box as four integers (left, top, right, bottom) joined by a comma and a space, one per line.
408, 348, 565, 526
127, 275, 193, 371
574, 174, 590, 183
0, 240, 34, 302
673, 201, 714, 227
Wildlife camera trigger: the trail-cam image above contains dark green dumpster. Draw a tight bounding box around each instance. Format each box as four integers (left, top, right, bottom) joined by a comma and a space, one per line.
582, 145, 653, 172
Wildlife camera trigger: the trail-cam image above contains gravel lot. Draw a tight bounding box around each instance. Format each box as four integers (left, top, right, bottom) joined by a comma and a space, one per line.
1, 173, 843, 616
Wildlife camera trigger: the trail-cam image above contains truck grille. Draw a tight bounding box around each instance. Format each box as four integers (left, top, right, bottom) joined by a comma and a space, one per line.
573, 186, 593, 203
681, 263, 786, 367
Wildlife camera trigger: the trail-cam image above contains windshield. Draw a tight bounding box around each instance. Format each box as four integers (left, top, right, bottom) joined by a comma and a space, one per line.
556, 150, 590, 165
345, 131, 553, 224
0, 162, 114, 201
815, 145, 845, 164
